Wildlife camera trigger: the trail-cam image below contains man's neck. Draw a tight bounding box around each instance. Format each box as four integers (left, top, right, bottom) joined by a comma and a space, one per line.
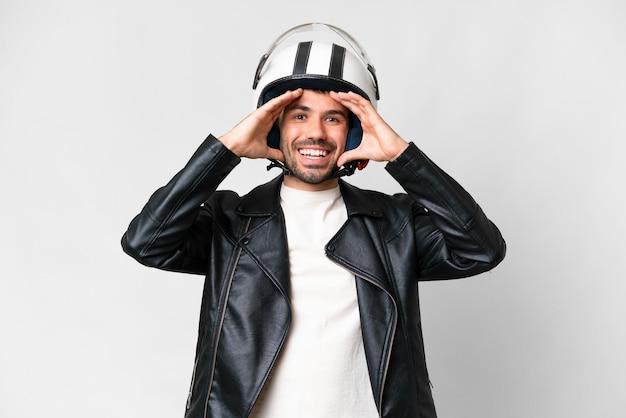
282, 176, 339, 192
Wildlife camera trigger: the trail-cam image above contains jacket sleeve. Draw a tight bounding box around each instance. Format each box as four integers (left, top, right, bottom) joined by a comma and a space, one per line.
121, 135, 240, 274
385, 142, 506, 280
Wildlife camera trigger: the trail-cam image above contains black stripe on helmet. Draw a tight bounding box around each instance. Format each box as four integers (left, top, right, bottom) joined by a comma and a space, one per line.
293, 41, 312, 75
329, 44, 346, 79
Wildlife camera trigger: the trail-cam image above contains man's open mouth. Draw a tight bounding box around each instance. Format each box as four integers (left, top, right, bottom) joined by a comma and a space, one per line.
298, 148, 329, 158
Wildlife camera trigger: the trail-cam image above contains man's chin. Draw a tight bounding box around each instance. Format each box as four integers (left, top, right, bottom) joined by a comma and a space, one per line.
287, 165, 340, 184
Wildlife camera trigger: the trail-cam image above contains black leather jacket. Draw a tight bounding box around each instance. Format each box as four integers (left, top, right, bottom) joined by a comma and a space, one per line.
122, 135, 506, 418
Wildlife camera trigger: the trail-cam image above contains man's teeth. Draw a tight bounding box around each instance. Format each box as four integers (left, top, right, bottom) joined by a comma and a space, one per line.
299, 149, 328, 157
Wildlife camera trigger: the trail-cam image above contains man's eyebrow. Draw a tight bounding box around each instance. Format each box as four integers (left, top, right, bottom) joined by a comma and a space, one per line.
324, 109, 348, 116
285, 105, 347, 117
285, 104, 311, 112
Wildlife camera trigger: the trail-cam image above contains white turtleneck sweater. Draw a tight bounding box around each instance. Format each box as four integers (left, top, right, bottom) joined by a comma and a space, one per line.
250, 184, 378, 418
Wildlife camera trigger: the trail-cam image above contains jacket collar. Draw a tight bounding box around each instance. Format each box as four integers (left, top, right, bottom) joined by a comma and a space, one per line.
339, 180, 384, 218
236, 174, 384, 219
235, 175, 283, 216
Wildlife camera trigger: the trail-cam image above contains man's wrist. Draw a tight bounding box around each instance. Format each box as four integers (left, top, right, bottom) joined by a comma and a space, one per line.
387, 139, 410, 162
217, 133, 244, 157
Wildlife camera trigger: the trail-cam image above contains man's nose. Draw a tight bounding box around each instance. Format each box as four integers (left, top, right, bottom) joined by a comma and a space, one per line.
305, 118, 326, 139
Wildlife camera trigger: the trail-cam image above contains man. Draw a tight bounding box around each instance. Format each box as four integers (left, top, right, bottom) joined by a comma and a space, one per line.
122, 23, 506, 418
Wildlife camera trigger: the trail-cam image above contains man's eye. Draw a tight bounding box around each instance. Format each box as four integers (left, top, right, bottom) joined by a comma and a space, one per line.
294, 114, 305, 120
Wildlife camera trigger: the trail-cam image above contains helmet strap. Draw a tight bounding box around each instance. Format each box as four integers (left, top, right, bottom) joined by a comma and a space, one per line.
330, 161, 358, 178
266, 159, 362, 178
266, 159, 291, 176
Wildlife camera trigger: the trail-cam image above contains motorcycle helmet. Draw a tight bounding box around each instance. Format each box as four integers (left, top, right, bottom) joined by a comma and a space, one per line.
252, 23, 379, 175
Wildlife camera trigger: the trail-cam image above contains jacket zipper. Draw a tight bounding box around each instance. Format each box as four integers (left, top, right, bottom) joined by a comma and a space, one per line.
186, 357, 199, 409
185, 219, 251, 416
333, 262, 398, 418
363, 274, 397, 418
203, 258, 238, 417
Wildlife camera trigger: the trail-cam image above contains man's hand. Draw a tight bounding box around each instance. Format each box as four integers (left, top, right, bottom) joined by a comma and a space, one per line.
219, 89, 303, 160
329, 91, 409, 168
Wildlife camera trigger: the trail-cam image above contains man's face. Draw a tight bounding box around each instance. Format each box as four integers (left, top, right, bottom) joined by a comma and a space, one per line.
278, 90, 349, 191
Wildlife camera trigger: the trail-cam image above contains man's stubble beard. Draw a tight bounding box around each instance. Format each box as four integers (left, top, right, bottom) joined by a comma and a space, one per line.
282, 154, 341, 184
281, 140, 341, 184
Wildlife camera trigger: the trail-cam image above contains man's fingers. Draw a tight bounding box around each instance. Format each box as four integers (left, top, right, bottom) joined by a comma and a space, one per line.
265, 148, 285, 162
337, 149, 360, 168
262, 89, 303, 116
330, 91, 370, 116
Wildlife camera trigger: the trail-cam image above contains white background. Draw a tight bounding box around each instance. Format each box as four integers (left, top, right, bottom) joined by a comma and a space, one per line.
1, 0, 624, 417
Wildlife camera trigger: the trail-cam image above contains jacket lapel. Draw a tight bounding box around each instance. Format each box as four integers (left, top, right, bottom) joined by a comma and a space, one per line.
327, 181, 393, 293
233, 177, 395, 300
235, 176, 291, 299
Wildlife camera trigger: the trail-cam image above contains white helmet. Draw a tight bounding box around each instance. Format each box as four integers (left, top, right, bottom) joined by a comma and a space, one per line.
252, 23, 380, 154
